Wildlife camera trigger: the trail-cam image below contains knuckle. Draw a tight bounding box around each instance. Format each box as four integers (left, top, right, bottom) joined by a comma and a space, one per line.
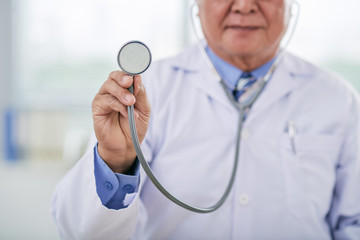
108, 71, 116, 79
105, 94, 125, 113
92, 94, 100, 108
108, 70, 122, 81
105, 94, 116, 106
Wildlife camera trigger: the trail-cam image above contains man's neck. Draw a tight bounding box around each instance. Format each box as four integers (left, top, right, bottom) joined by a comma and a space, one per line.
211, 46, 279, 72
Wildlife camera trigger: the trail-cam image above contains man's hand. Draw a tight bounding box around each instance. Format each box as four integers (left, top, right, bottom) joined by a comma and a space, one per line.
92, 71, 151, 173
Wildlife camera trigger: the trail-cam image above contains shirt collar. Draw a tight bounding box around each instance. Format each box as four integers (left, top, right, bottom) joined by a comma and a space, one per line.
205, 46, 276, 88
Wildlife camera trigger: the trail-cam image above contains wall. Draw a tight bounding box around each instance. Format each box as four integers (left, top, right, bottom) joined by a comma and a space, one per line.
0, 0, 13, 159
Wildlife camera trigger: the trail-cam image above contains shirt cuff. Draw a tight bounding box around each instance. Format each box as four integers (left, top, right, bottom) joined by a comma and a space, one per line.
93, 143, 140, 209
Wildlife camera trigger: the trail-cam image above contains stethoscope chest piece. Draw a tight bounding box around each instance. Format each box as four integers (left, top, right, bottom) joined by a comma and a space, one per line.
117, 41, 152, 75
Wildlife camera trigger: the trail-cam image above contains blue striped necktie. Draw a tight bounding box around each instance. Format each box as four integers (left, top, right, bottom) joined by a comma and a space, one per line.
233, 72, 257, 101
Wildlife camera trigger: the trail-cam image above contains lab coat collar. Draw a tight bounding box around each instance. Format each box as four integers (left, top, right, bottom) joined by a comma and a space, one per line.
169, 43, 231, 110
170, 43, 313, 122
246, 53, 314, 123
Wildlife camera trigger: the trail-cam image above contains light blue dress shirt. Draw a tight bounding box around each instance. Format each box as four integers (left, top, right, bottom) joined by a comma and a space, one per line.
94, 144, 140, 209
205, 46, 275, 90
94, 47, 276, 210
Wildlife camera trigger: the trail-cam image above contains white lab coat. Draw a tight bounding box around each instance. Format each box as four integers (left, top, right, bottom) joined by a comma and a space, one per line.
51, 44, 360, 239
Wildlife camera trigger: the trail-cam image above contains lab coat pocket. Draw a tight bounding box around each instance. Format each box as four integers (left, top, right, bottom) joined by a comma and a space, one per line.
280, 133, 342, 218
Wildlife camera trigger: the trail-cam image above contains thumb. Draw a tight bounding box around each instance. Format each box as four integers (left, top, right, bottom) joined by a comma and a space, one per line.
133, 75, 151, 117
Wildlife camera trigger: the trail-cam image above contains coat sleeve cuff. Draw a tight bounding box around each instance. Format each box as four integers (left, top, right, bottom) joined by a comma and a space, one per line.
93, 143, 140, 209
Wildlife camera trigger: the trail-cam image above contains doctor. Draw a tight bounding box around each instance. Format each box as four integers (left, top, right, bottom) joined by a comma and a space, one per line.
51, 0, 360, 239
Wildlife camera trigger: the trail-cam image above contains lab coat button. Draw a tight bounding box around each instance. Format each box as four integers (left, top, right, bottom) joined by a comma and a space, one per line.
105, 181, 113, 191
123, 184, 134, 192
238, 194, 250, 206
241, 129, 250, 140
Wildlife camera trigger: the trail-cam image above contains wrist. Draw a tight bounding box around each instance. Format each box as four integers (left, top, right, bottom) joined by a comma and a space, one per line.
97, 144, 136, 173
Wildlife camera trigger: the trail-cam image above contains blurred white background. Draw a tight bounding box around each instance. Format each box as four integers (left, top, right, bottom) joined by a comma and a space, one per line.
0, 0, 359, 239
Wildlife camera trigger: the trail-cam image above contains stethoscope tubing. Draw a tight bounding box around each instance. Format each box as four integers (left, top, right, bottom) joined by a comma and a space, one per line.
127, 86, 244, 213
127, 80, 260, 213
124, 0, 300, 213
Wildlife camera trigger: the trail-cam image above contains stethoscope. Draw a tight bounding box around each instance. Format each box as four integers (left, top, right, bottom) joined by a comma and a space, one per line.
116, 0, 300, 213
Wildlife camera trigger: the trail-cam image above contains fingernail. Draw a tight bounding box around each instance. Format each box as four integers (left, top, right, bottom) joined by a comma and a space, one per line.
125, 94, 135, 103
123, 75, 132, 83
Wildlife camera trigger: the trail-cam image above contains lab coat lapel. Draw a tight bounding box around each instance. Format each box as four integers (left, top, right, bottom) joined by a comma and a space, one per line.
245, 53, 307, 123
171, 46, 308, 117
172, 44, 235, 111
191, 65, 232, 110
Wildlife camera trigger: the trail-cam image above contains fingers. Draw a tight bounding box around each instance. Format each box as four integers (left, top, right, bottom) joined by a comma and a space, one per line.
100, 71, 146, 106
92, 93, 127, 117
99, 71, 136, 107
106, 71, 143, 94
133, 76, 151, 116
94, 71, 148, 118
132, 75, 144, 97
108, 71, 133, 89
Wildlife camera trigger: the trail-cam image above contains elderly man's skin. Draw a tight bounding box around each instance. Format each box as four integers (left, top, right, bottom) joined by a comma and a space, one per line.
92, 0, 291, 173
198, 0, 291, 71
